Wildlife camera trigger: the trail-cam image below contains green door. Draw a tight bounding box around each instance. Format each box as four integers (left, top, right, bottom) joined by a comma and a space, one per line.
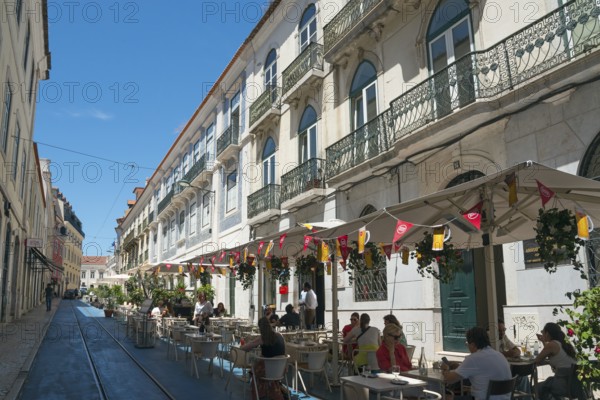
440, 250, 477, 352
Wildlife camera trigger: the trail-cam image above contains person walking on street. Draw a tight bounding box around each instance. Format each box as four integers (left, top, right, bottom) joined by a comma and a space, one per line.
299, 282, 317, 330
45, 284, 53, 311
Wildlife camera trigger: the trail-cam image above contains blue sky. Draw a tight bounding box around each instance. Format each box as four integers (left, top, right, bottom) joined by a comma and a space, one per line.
34, 1, 261, 257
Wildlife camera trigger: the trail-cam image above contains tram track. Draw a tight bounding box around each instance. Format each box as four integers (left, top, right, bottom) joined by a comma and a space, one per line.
68, 301, 176, 400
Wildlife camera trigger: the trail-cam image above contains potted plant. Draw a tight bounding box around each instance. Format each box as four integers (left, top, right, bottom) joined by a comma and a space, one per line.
96, 284, 118, 317
347, 242, 386, 284
237, 262, 255, 290
268, 256, 290, 285
196, 284, 215, 303
534, 208, 586, 278
411, 231, 464, 283
294, 254, 320, 277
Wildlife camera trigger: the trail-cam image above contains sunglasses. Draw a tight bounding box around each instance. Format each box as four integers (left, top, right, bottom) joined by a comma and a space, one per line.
351, 318, 358, 321
388, 334, 401, 339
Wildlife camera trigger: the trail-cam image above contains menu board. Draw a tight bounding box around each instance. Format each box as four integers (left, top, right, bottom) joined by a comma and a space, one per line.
523, 239, 542, 265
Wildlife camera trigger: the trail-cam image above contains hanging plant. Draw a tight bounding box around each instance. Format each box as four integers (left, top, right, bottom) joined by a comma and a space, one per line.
534, 208, 586, 278
268, 256, 290, 285
347, 242, 386, 284
199, 268, 212, 286
411, 231, 463, 283
236, 262, 255, 290
294, 254, 321, 277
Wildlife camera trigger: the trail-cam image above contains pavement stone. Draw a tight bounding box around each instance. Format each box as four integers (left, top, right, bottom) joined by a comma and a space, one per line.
0, 297, 59, 400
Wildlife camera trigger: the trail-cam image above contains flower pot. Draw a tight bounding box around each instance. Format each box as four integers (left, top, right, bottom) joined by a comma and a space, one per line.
104, 309, 114, 318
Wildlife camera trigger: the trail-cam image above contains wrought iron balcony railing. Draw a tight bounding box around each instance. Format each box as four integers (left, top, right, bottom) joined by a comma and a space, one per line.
327, 0, 600, 179
157, 188, 174, 215
148, 211, 154, 224
326, 110, 394, 178
217, 124, 240, 156
282, 42, 324, 94
182, 154, 207, 185
281, 158, 326, 203
249, 86, 282, 127
324, 0, 383, 54
248, 184, 281, 219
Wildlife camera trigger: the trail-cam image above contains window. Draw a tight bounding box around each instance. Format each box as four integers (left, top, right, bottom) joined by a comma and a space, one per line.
230, 92, 240, 135
99, 272, 103, 279
350, 61, 378, 130
81, 271, 86, 279
264, 49, 277, 88
206, 123, 215, 164
16, 0, 23, 23
1, 82, 13, 153
299, 4, 317, 52
262, 137, 276, 186
169, 218, 175, 247
12, 121, 20, 180
90, 271, 95, 279
193, 139, 200, 164
162, 226, 168, 251
298, 106, 317, 163
182, 153, 189, 175
19, 150, 26, 198
226, 170, 237, 212
178, 210, 185, 238
202, 193, 210, 227
354, 268, 388, 302
190, 201, 197, 235
427, 0, 474, 116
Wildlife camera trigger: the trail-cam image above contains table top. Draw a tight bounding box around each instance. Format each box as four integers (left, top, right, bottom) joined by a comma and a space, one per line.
507, 356, 536, 365
402, 368, 445, 383
341, 373, 427, 392
185, 333, 223, 340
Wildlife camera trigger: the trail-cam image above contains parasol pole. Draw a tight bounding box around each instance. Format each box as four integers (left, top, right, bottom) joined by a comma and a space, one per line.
329, 239, 340, 386
483, 184, 500, 350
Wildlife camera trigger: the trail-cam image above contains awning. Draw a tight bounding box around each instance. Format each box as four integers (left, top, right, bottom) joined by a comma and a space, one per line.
29, 247, 64, 273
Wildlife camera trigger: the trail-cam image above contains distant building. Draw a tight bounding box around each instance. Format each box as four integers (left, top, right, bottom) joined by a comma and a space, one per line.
54, 190, 84, 291
81, 256, 108, 290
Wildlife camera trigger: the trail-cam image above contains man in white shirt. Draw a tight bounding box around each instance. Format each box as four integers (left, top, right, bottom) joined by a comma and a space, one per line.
498, 319, 520, 358
299, 282, 317, 330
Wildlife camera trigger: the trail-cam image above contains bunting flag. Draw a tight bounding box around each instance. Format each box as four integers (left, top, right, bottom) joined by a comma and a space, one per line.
229, 255, 234, 267
247, 255, 255, 266
340, 259, 347, 270
166, 264, 172, 271
393, 242, 402, 253
303, 235, 311, 252
266, 259, 272, 270
536, 180, 555, 207
326, 262, 332, 275
302, 223, 313, 231
178, 265, 183, 274
393, 220, 413, 244
358, 226, 367, 254
199, 256, 204, 267
432, 226, 446, 251
461, 201, 483, 230
257, 241, 265, 255
243, 247, 248, 262
338, 235, 349, 261
279, 233, 287, 249
190, 264, 195, 272
505, 172, 518, 207
576, 210, 590, 239
382, 244, 393, 260
210, 255, 216, 267
365, 250, 373, 268
264, 240, 274, 257
318, 241, 329, 263
401, 246, 410, 265
199, 266, 205, 273
335, 239, 342, 257
235, 251, 241, 263
219, 250, 226, 262
195, 269, 201, 279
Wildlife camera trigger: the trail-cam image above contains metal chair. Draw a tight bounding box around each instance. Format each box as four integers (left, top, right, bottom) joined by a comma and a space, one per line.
555, 365, 589, 400
190, 339, 222, 378
485, 376, 518, 400
225, 347, 252, 397
511, 362, 539, 400
343, 381, 369, 400
251, 355, 290, 400
382, 389, 442, 400
168, 327, 186, 361
296, 350, 331, 393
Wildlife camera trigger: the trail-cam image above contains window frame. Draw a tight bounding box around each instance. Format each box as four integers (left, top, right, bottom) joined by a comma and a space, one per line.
262, 137, 276, 186
226, 170, 237, 213
189, 201, 197, 235
299, 4, 317, 52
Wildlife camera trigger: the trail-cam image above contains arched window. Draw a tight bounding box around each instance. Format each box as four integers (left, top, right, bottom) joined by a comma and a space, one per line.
262, 137, 276, 186
298, 106, 317, 163
360, 204, 377, 217
299, 4, 317, 52
427, 0, 474, 116
264, 49, 277, 88
350, 61, 378, 130
446, 170, 484, 188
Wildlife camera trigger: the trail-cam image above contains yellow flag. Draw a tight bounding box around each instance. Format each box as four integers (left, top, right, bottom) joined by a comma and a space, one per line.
335, 239, 341, 257
326, 262, 332, 275
178, 265, 183, 274
401, 247, 410, 265
432, 227, 445, 251
317, 241, 329, 263
264, 240, 274, 257
358, 226, 367, 254
243, 247, 248, 262
576, 211, 590, 239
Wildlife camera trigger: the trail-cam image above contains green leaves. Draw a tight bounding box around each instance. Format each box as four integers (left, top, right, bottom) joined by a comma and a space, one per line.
412, 232, 463, 283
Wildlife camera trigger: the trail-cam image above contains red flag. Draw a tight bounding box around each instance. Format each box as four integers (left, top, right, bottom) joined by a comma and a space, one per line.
393, 242, 402, 253
257, 241, 265, 255
382, 244, 393, 260
536, 180, 555, 207
340, 259, 347, 270
247, 255, 255, 266
219, 250, 226, 262
210, 256, 216, 267
337, 235, 349, 261
461, 201, 483, 230
199, 257, 204, 267
393, 220, 413, 244
303, 235, 311, 252
279, 233, 287, 249
234, 251, 240, 263
166, 264, 172, 271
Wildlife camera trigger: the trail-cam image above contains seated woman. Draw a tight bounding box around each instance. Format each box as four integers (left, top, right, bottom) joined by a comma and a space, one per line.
213, 302, 227, 317
383, 314, 408, 347
342, 312, 360, 360
343, 313, 381, 371
241, 317, 286, 400
377, 323, 412, 373
535, 322, 580, 400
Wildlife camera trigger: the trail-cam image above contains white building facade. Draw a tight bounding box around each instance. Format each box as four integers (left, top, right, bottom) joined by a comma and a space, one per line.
116, 0, 600, 361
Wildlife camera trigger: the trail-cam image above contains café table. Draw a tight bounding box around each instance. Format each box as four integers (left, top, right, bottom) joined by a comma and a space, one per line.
507, 356, 538, 399
340, 373, 427, 400
401, 368, 450, 400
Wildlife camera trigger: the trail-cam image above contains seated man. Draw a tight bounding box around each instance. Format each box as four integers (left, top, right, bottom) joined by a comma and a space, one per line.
279, 304, 300, 330
150, 300, 164, 318
498, 319, 520, 358
265, 305, 279, 327
442, 327, 512, 400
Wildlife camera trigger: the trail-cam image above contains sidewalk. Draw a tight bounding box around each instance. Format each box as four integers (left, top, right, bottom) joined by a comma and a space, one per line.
0, 297, 59, 400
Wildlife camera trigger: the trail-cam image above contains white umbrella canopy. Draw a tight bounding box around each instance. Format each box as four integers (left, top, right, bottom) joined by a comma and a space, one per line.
104, 274, 132, 281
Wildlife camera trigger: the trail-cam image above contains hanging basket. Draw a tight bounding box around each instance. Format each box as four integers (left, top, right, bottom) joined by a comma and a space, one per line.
347, 242, 386, 285
236, 262, 256, 290
412, 231, 464, 283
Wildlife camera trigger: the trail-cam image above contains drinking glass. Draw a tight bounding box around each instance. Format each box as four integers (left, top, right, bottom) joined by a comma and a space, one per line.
363, 365, 371, 377
391, 365, 401, 382
318, 324, 323, 330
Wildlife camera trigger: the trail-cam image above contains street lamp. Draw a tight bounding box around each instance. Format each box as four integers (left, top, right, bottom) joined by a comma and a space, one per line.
177, 179, 215, 194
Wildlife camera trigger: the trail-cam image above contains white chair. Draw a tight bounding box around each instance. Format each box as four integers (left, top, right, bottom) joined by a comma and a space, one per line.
168, 327, 186, 361
220, 328, 236, 361
382, 389, 442, 400
296, 350, 331, 393
343, 382, 369, 400
251, 355, 290, 400
190, 339, 223, 378
225, 347, 252, 399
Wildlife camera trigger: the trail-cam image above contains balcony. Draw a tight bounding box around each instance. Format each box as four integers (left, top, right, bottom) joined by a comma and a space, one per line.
281, 158, 332, 211
325, 0, 600, 183
326, 109, 395, 184
148, 211, 154, 225
324, 0, 398, 63
249, 86, 282, 133
182, 154, 212, 187
282, 42, 325, 104
216, 124, 241, 161
157, 189, 173, 216
247, 184, 281, 225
